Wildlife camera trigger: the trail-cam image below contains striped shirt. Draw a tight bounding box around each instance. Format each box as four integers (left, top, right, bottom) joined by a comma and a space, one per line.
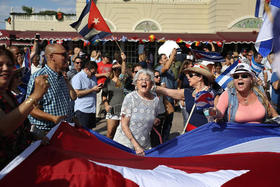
26, 65, 73, 131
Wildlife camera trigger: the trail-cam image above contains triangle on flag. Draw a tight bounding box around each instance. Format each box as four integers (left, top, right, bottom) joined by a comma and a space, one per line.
88, 0, 111, 33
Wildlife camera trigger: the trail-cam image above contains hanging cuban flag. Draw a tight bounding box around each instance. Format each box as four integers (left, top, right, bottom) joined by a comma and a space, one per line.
70, 0, 112, 42
215, 60, 239, 89
1, 122, 280, 186
192, 49, 225, 62
255, 0, 280, 57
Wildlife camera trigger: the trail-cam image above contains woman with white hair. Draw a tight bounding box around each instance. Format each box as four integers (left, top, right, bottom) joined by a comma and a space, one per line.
210, 63, 278, 122
113, 69, 160, 156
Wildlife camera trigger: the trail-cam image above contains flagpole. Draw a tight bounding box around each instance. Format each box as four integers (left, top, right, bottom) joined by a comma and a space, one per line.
114, 38, 123, 53
181, 104, 196, 134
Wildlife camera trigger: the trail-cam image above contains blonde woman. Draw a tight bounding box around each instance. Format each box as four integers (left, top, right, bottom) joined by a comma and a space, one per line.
210, 63, 278, 122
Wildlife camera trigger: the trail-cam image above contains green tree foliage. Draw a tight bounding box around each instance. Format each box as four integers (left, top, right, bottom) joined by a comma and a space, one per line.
22, 6, 33, 14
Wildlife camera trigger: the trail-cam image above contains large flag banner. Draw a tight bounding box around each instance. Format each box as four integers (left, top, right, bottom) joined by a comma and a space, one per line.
192, 49, 224, 62
255, 0, 280, 57
70, 0, 112, 41
215, 60, 239, 89
1, 122, 280, 186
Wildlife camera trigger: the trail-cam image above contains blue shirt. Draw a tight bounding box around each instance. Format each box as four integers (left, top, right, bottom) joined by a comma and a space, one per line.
271, 72, 280, 107
155, 65, 176, 89
71, 70, 97, 113
26, 65, 73, 131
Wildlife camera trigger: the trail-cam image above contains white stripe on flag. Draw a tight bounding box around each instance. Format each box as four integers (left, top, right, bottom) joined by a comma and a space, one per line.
90, 160, 249, 187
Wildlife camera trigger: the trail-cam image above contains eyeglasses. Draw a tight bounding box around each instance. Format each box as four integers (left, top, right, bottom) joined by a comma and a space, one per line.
233, 74, 250, 79
52, 52, 67, 58
187, 73, 199, 78
154, 75, 160, 78
137, 78, 151, 82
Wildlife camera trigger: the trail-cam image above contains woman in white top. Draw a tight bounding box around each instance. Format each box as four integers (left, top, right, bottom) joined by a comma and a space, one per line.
113, 69, 160, 156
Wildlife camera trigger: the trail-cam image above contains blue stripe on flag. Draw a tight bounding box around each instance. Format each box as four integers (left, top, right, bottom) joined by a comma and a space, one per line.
271, 0, 280, 8
258, 39, 273, 57
255, 0, 262, 17
70, 1, 91, 28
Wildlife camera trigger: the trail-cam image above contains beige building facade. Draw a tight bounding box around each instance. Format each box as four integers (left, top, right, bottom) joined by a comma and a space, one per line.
6, 0, 261, 33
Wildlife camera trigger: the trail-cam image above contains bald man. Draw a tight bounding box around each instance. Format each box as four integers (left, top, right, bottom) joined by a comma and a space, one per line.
26, 44, 77, 131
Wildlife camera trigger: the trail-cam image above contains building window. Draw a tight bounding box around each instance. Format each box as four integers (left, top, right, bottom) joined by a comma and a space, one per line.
135, 21, 160, 32
232, 18, 263, 29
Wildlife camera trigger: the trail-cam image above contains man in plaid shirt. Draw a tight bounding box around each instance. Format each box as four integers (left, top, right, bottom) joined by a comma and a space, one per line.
26, 44, 77, 132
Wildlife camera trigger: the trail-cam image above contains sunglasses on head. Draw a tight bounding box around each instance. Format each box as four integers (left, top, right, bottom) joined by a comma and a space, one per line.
233, 74, 250, 79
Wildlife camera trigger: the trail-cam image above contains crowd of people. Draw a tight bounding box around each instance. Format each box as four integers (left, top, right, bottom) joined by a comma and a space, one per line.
0, 39, 279, 166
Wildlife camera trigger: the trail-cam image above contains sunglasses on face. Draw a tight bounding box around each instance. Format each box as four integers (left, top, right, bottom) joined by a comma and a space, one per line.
233, 74, 250, 79
187, 72, 199, 78
133, 71, 138, 74
154, 75, 160, 78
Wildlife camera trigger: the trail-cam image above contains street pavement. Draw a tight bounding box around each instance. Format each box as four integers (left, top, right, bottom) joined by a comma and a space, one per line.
93, 111, 184, 140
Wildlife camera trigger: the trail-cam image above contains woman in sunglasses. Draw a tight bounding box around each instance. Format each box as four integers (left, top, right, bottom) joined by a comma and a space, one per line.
210, 63, 278, 123
156, 63, 216, 132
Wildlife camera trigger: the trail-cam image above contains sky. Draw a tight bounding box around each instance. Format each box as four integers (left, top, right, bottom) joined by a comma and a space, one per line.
0, 0, 76, 29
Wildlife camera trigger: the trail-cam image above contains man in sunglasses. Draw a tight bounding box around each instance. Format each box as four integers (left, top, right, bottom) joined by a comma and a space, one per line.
67, 56, 83, 81
26, 44, 77, 132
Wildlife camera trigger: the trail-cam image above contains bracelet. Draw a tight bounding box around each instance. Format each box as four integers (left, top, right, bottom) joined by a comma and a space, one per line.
25, 96, 38, 107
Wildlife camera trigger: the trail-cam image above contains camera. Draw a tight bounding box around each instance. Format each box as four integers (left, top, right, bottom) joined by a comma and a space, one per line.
35, 33, 40, 40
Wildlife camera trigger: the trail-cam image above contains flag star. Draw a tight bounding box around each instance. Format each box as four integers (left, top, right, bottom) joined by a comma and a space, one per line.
93, 18, 100, 25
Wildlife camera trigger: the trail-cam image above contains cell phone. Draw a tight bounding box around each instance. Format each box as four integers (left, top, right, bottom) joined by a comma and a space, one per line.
98, 83, 103, 87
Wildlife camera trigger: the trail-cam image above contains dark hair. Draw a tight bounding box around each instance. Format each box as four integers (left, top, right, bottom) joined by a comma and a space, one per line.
0, 48, 15, 65
83, 61, 97, 70
215, 62, 222, 68
132, 63, 142, 72
158, 54, 165, 62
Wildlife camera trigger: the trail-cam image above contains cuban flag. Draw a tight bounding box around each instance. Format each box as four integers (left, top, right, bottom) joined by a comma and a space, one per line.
215, 60, 239, 89
251, 56, 265, 76
192, 49, 224, 63
195, 90, 214, 111
70, 0, 112, 42
255, 0, 280, 57
1, 122, 280, 186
